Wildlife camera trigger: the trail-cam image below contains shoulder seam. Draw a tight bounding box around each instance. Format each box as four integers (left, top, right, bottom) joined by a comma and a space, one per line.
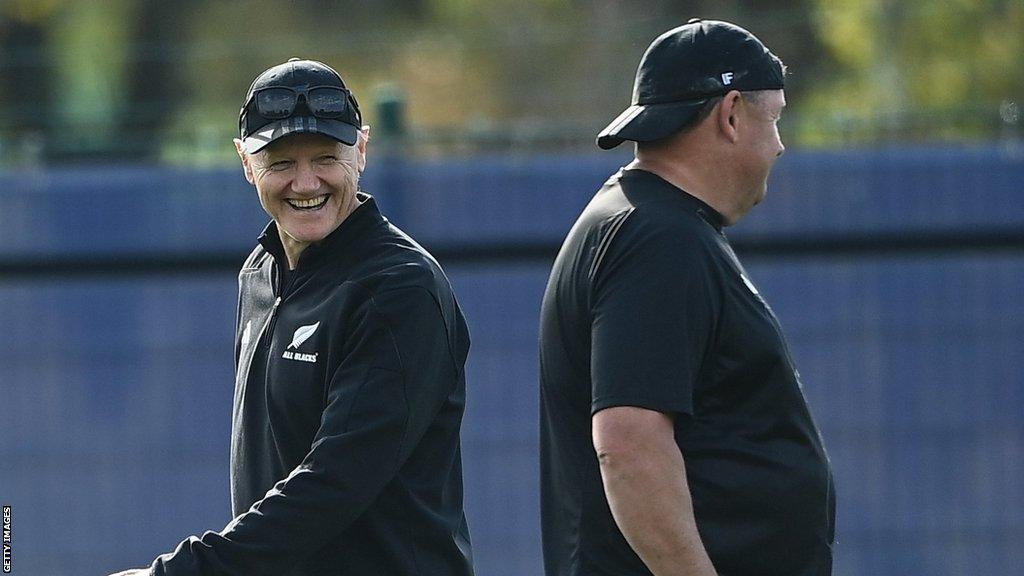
588, 207, 635, 282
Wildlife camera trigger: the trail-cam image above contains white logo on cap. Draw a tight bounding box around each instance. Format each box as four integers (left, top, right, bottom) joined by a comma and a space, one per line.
722, 72, 734, 85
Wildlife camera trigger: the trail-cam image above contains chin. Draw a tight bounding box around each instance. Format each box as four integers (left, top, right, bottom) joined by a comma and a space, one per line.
288, 224, 335, 244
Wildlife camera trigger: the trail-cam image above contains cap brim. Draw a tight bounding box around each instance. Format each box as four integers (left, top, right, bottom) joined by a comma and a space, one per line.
596, 99, 709, 150
242, 116, 359, 154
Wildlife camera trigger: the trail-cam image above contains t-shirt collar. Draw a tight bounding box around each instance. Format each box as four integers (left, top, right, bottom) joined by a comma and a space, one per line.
622, 168, 726, 231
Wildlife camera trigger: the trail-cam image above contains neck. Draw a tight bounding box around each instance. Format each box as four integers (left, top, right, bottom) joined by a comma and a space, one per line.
280, 235, 309, 270
277, 194, 362, 270
632, 144, 743, 226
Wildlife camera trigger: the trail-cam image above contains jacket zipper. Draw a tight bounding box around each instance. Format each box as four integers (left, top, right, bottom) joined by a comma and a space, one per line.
243, 258, 297, 382
253, 263, 302, 390
240, 296, 281, 391
263, 296, 283, 349
262, 268, 298, 352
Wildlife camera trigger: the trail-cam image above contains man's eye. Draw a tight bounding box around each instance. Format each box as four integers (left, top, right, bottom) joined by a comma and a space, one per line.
268, 161, 292, 171
317, 155, 338, 164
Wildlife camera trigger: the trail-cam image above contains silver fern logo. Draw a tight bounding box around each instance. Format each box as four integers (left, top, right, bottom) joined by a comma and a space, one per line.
288, 322, 320, 349
284, 321, 321, 363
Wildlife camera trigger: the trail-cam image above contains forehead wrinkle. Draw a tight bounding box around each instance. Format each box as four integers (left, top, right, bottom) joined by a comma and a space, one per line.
751, 90, 785, 117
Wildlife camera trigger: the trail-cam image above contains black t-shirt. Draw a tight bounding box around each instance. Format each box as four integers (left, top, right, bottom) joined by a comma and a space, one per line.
539, 169, 835, 576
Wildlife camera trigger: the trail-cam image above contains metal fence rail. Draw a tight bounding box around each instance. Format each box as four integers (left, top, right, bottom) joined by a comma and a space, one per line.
2, 147, 1022, 575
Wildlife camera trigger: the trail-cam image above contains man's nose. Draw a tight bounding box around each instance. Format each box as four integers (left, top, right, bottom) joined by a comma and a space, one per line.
292, 162, 320, 192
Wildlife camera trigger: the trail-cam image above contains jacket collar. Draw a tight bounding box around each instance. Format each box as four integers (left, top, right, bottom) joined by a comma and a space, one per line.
257, 192, 386, 271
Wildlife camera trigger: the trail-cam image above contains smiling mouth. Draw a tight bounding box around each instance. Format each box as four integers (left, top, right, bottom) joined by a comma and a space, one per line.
287, 194, 330, 211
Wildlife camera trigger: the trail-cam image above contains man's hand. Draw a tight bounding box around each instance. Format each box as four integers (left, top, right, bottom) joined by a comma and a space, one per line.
108, 569, 151, 576
593, 406, 717, 576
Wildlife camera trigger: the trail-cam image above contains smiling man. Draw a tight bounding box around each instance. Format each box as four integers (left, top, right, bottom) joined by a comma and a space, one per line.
540, 20, 835, 576
111, 59, 474, 576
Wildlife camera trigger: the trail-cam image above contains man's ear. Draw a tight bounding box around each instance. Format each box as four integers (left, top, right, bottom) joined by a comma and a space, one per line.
355, 125, 371, 173
234, 138, 255, 184
717, 90, 742, 143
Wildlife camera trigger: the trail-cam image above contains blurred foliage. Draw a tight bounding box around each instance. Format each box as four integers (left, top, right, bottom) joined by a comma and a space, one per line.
0, 0, 1020, 165
798, 0, 1024, 145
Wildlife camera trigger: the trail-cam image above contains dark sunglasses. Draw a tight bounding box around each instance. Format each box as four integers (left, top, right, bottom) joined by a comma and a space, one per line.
246, 85, 354, 120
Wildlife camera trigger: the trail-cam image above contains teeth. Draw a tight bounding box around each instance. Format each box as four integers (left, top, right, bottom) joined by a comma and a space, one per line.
288, 195, 329, 209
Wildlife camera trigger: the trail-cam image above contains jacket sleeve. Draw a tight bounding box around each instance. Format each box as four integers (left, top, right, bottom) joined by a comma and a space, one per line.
150, 285, 461, 575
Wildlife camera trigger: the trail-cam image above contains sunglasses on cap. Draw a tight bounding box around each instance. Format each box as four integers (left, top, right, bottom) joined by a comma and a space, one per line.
246, 85, 356, 120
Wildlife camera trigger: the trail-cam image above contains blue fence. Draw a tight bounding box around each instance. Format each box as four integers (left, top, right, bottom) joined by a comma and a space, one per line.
2, 145, 1023, 575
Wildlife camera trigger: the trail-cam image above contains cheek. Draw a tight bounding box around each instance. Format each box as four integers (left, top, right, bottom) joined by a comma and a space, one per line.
255, 187, 273, 213
253, 176, 283, 210
757, 128, 780, 161
327, 163, 360, 193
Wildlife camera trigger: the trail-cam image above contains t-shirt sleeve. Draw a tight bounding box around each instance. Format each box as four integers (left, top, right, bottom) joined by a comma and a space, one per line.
149, 285, 459, 575
590, 213, 720, 417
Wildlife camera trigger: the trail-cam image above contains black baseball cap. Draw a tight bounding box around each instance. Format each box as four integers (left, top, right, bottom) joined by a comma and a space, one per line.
239, 58, 362, 154
597, 19, 785, 150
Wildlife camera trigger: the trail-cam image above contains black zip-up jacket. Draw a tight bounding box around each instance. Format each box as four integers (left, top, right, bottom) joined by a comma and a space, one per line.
151, 195, 474, 575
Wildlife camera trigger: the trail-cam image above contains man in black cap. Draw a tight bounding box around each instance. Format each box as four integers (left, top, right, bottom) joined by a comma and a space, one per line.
540, 20, 834, 576
111, 59, 474, 575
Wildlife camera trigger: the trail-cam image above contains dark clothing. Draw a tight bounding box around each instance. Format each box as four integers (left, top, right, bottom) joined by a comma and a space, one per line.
153, 195, 474, 575
540, 169, 834, 576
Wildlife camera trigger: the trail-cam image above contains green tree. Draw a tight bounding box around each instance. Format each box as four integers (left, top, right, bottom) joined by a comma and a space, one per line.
798, 0, 1023, 145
